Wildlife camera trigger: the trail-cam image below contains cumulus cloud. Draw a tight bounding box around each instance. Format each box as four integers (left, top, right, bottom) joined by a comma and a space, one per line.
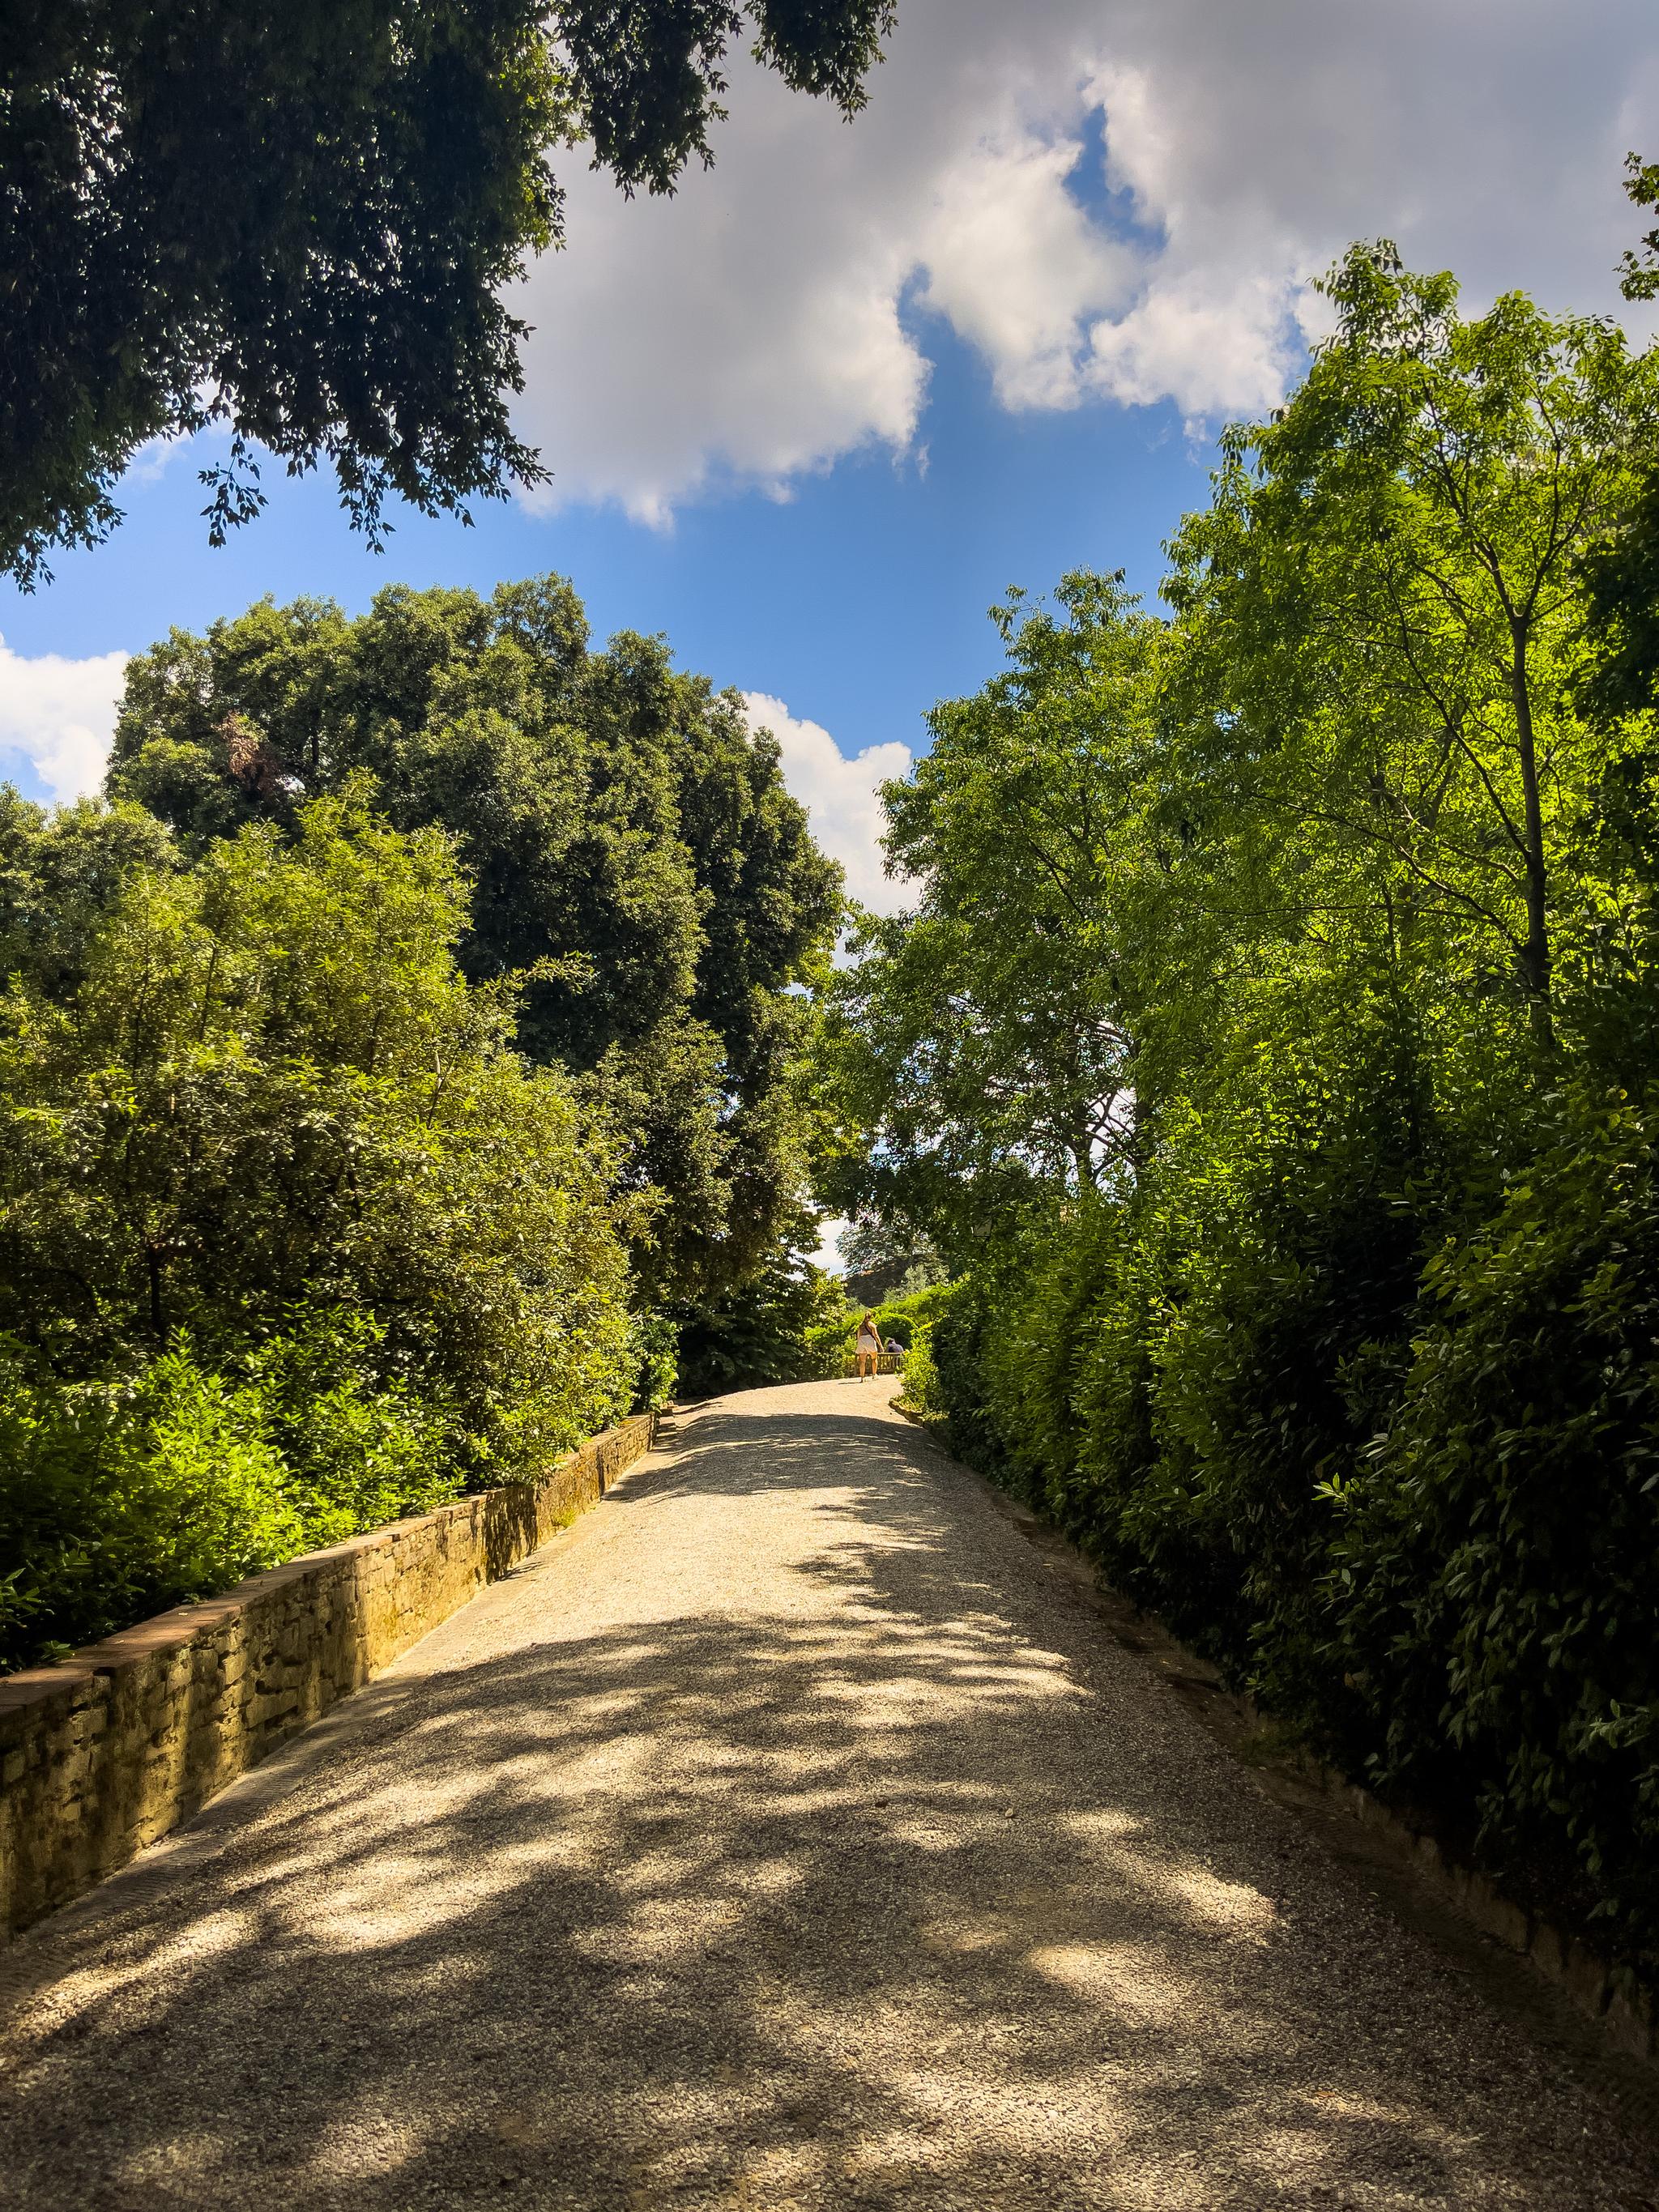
743, 692, 914, 915
511, 0, 1658, 515
514, 90, 928, 525
917, 121, 1136, 410
0, 638, 126, 803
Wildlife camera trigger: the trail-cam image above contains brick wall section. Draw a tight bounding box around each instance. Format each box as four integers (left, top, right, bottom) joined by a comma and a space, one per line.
0, 1411, 655, 1941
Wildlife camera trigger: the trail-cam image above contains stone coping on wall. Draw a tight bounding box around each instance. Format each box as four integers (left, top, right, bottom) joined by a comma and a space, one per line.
0, 1409, 656, 1942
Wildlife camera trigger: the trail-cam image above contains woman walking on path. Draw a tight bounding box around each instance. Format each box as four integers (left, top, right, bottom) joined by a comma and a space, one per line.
854, 1312, 881, 1379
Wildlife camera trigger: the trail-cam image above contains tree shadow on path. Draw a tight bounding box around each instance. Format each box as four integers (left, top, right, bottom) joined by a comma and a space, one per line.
0, 1396, 1651, 2211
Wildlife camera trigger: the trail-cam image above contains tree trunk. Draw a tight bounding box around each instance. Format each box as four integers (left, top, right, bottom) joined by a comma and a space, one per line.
1509, 619, 1554, 1052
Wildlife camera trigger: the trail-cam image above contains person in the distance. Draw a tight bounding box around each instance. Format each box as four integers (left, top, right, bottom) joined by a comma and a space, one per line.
855, 1312, 881, 1379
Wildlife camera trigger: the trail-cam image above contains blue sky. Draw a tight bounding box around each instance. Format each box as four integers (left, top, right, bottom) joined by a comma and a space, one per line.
2, 0, 1654, 901
0, 317, 1212, 795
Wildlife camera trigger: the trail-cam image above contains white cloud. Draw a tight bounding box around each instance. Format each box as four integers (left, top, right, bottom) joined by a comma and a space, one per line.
743, 692, 914, 915
514, 91, 929, 524
1085, 264, 1306, 421
510, 0, 1659, 517
0, 637, 126, 803
918, 121, 1135, 409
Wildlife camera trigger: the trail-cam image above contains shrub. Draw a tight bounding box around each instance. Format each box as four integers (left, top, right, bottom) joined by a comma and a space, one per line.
1330, 1089, 1659, 1958
889, 1281, 966, 1418
806, 1277, 959, 1378
916, 1089, 1659, 1968
0, 791, 640, 1468
0, 1340, 296, 1669
0, 791, 639, 1670
674, 1247, 846, 1397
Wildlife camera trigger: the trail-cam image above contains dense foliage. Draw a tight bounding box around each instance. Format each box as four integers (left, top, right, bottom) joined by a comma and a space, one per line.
104, 576, 841, 1303
831, 248, 1659, 1967
803, 1274, 952, 1380
1578, 156, 1659, 727
1, 0, 895, 585
675, 1234, 847, 1398
0, 573, 846, 1670
837, 1210, 943, 1289
0, 788, 642, 1669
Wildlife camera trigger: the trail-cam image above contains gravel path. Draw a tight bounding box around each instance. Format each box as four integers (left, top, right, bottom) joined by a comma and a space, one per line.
1, 1380, 1654, 2210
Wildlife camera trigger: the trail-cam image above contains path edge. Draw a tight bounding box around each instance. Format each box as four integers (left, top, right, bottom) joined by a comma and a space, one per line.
0, 1411, 657, 1943
891, 1396, 1656, 2073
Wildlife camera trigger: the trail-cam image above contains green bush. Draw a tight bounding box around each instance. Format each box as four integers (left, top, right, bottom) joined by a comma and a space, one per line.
874, 1277, 954, 1346
625, 1310, 680, 1413
235, 1310, 462, 1546
1329, 1090, 1659, 1955
827, 249, 1659, 1978
806, 1277, 957, 1378
0, 791, 640, 1461
0, 1342, 296, 1667
889, 1281, 966, 1417
893, 1319, 941, 1414
674, 1247, 846, 1397
0, 791, 640, 1671
915, 1089, 1659, 1967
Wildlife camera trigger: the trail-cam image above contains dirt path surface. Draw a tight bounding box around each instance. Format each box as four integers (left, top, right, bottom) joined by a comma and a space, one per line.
2, 1381, 1654, 2210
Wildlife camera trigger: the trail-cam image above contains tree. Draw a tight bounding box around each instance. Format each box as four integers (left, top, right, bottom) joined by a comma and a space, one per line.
104, 577, 842, 1299
825, 246, 1659, 1969
821, 577, 1158, 1250
0, 789, 639, 1452
0, 787, 645, 1670
1616, 152, 1659, 303
1166, 245, 1659, 1056
0, 789, 177, 1001
1, 0, 896, 586
670, 1224, 844, 1396
1576, 156, 1659, 722
838, 1210, 936, 1280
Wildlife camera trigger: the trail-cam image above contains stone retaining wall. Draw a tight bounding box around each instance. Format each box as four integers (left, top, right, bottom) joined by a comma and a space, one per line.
0, 1412, 655, 1941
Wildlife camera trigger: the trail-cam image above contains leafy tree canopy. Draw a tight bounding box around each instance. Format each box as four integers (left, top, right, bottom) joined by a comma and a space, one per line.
837, 249, 1659, 1262
0, 790, 638, 1443
837, 1209, 938, 1281
0, 787, 644, 1669
1166, 245, 1659, 1058
104, 577, 843, 1299
1, 0, 896, 586
820, 575, 1166, 1251
1618, 151, 1659, 303
1576, 155, 1659, 723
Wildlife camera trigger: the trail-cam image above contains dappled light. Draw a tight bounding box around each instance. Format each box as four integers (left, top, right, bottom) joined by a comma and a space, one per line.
1, 1387, 1645, 2210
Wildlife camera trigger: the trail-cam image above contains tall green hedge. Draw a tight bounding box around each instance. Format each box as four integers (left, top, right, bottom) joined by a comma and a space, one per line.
924, 1085, 1659, 1967
827, 253, 1659, 1971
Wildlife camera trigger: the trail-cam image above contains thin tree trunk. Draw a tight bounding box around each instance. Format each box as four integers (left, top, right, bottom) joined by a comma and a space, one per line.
1509, 619, 1554, 1052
